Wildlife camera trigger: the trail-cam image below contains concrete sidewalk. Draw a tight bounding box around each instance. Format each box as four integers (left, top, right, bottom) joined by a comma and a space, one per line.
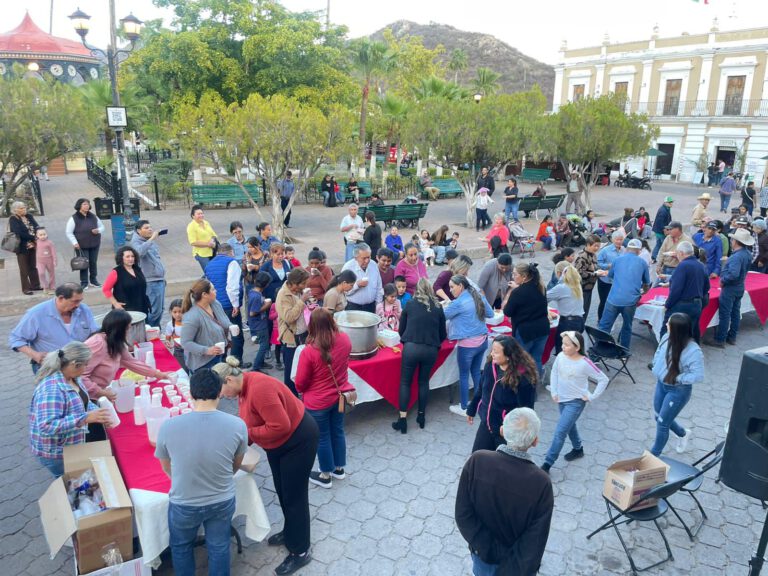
0, 172, 710, 316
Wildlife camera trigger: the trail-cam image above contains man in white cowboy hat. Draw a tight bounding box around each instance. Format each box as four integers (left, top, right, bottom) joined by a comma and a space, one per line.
566, 171, 585, 214
703, 228, 753, 348
690, 192, 712, 235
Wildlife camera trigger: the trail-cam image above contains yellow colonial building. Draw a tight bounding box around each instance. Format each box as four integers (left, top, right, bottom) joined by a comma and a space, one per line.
553, 22, 768, 185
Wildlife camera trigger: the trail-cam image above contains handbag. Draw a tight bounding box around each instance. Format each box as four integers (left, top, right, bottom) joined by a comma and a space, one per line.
70, 249, 89, 271
328, 362, 356, 413
1, 218, 20, 253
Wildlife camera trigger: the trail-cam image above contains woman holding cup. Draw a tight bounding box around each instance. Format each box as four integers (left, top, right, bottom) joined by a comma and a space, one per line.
181, 279, 234, 373
276, 268, 311, 395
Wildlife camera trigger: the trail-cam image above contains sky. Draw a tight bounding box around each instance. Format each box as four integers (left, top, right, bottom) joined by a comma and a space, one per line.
7, 0, 768, 65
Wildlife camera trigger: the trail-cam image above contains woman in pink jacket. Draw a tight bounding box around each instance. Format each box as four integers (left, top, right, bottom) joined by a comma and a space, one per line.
294, 308, 356, 489
393, 242, 428, 295
81, 310, 171, 438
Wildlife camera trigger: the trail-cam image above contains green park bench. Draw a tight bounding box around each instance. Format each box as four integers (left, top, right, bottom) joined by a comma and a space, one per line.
536, 194, 566, 219
316, 180, 373, 204
518, 196, 542, 218
520, 168, 552, 183
418, 177, 464, 199
360, 202, 429, 229
191, 184, 259, 207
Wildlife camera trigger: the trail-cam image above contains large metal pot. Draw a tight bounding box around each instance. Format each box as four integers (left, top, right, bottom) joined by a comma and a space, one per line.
334, 310, 379, 360
94, 310, 147, 344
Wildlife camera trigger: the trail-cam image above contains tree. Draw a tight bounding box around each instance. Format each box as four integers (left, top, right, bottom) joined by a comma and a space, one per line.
411, 76, 468, 101
448, 48, 468, 84
378, 29, 445, 97
370, 93, 410, 173
173, 91, 354, 238
472, 67, 502, 96
403, 89, 551, 227
0, 75, 98, 213
349, 38, 394, 164
553, 94, 659, 208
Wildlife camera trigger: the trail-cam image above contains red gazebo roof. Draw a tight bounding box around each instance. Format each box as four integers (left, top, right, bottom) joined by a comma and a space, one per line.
0, 12, 94, 58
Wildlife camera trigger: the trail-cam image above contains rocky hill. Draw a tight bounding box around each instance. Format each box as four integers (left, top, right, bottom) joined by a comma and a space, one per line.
370, 20, 555, 106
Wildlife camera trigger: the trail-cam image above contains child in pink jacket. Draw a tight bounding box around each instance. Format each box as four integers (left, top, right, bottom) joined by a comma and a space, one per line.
35, 227, 56, 294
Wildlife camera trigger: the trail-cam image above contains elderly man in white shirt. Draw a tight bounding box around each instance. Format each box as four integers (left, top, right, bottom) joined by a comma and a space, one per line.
341, 243, 382, 313
340, 204, 366, 262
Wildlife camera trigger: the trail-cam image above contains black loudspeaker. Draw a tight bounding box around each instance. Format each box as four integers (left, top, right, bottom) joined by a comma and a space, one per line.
720, 346, 768, 500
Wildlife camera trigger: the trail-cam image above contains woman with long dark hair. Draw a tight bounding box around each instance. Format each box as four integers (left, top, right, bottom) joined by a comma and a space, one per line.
102, 246, 150, 316
392, 279, 447, 433
444, 275, 494, 417
362, 212, 382, 257
649, 313, 703, 456
323, 270, 356, 312
466, 336, 537, 452
503, 262, 550, 376
295, 309, 356, 489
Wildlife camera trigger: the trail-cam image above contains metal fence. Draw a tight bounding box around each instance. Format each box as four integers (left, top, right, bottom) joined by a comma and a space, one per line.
125, 148, 176, 174
627, 98, 768, 118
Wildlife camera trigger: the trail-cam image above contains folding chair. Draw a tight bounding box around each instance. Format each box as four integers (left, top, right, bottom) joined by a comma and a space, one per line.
584, 325, 635, 384
587, 477, 693, 575
659, 441, 725, 539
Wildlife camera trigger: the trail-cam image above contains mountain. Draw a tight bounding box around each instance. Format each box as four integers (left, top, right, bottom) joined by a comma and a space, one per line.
370, 20, 555, 106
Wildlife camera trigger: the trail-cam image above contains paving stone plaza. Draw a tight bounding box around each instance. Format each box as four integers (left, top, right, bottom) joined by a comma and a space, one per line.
1, 176, 767, 575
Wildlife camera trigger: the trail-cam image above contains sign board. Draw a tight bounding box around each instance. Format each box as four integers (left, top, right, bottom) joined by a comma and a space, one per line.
106, 107, 128, 128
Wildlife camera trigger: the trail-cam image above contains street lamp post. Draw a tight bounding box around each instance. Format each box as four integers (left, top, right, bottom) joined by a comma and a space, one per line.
69, 3, 142, 246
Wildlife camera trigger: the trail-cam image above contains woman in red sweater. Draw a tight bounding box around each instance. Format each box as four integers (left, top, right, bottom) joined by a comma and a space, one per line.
294, 309, 356, 489
215, 357, 318, 576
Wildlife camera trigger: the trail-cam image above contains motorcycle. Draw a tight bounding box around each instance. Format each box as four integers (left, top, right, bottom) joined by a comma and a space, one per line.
617, 171, 652, 190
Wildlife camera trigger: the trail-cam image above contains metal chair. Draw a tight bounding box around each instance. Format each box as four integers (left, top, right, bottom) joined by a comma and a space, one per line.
587, 477, 693, 574
659, 441, 725, 539
584, 325, 635, 384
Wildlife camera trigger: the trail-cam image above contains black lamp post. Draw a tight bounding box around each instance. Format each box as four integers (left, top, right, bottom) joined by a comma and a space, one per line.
69, 4, 143, 245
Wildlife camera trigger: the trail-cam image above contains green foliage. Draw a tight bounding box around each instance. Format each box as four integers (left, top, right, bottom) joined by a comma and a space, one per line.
379, 29, 445, 97
149, 159, 192, 201
411, 76, 468, 101
472, 67, 502, 96
553, 94, 659, 207
448, 48, 468, 83
0, 75, 99, 211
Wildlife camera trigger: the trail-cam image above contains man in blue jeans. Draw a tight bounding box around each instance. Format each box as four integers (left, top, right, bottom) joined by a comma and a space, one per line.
704, 228, 753, 348
155, 369, 248, 576
598, 239, 651, 349
456, 408, 553, 575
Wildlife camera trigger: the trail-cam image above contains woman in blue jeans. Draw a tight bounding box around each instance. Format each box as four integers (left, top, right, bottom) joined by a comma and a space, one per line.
650, 313, 703, 456
294, 309, 356, 488
444, 275, 494, 417
542, 332, 609, 473
503, 262, 550, 377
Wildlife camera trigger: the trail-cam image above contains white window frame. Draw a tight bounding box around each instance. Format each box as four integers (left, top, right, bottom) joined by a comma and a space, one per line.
716, 57, 757, 116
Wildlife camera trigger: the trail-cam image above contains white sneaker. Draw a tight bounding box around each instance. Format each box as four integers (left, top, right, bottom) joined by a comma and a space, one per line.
676, 428, 692, 453
449, 404, 467, 417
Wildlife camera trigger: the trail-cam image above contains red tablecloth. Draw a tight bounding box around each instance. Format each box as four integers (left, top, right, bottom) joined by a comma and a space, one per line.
639, 273, 768, 336
349, 319, 555, 410
107, 340, 182, 494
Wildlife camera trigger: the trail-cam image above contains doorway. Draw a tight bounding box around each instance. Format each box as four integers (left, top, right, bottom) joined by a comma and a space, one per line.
655, 144, 675, 175
716, 147, 736, 172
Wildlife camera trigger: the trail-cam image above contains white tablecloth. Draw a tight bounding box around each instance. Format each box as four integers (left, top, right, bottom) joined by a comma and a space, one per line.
635, 290, 756, 341
131, 471, 271, 568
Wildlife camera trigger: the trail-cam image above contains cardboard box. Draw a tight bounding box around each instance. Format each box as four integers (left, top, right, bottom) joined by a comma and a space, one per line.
76, 556, 151, 576
38, 441, 134, 575
602, 451, 670, 511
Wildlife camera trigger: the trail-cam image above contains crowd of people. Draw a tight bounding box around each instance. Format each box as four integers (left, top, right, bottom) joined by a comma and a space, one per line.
7, 168, 768, 576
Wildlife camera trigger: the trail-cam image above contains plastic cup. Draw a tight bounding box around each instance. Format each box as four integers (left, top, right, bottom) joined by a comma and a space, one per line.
171, 396, 181, 407
170, 407, 180, 417
214, 342, 225, 353
152, 387, 162, 396
179, 402, 189, 410
168, 373, 179, 386
163, 384, 175, 394
181, 408, 193, 415
151, 393, 162, 408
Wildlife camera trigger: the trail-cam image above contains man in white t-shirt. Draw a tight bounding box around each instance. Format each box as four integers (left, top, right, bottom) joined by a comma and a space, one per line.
340, 204, 365, 262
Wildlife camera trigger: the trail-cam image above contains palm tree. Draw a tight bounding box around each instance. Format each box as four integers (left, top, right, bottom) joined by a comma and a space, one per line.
80, 80, 150, 157
472, 67, 502, 96
448, 48, 468, 84
374, 93, 409, 172
411, 76, 468, 102
349, 38, 394, 163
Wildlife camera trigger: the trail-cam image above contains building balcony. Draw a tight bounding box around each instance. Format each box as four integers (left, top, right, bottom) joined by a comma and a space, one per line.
623, 99, 768, 118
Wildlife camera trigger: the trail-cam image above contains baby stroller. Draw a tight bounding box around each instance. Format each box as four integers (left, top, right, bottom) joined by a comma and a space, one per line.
508, 220, 536, 258
565, 215, 587, 247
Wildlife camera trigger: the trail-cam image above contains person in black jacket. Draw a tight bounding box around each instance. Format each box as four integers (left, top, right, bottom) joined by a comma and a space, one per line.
466, 336, 537, 452
476, 166, 495, 197
456, 407, 553, 575
392, 278, 447, 433
8, 201, 42, 295
362, 211, 382, 257
503, 262, 550, 377
102, 246, 150, 316
651, 196, 674, 261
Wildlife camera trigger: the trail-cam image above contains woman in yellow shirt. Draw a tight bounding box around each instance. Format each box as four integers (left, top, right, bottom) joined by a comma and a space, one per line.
187, 204, 218, 271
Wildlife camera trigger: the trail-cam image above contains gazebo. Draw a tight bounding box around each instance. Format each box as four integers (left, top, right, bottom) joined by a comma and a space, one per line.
0, 12, 101, 84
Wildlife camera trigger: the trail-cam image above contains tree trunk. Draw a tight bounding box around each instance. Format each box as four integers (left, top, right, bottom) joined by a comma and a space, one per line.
456, 171, 477, 228
105, 128, 114, 158
359, 80, 370, 165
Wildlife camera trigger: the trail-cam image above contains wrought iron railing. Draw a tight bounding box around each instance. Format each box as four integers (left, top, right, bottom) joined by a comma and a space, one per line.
627, 99, 768, 118
85, 157, 119, 198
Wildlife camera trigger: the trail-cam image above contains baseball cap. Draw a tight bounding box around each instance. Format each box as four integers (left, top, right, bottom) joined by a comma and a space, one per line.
627, 239, 642, 249
706, 221, 719, 230
736, 216, 750, 226
753, 219, 767, 231
664, 196, 674, 203
664, 221, 682, 230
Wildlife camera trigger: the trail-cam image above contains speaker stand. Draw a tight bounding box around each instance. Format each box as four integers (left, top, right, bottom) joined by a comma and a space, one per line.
749, 508, 768, 576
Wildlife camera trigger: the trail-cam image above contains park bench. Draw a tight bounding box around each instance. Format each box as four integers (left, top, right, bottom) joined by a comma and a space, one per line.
360, 202, 429, 229
316, 180, 373, 204
519, 168, 552, 183
519, 196, 542, 218
418, 177, 464, 199
535, 194, 566, 219
191, 184, 259, 207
